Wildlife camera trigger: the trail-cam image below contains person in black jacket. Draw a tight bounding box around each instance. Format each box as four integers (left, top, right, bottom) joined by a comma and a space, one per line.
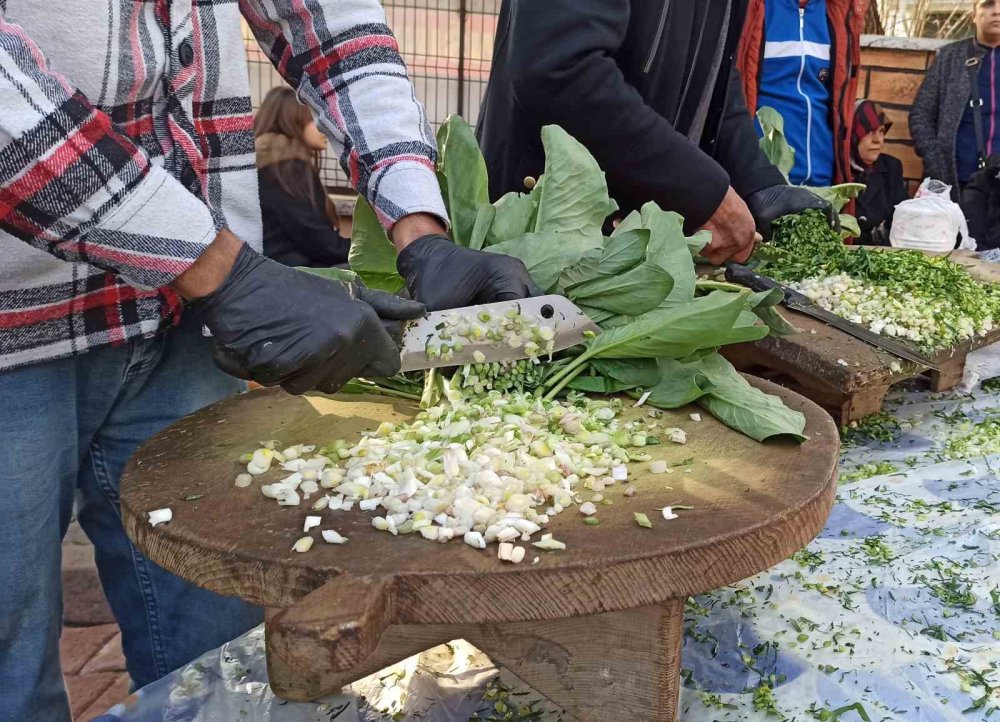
476, 0, 836, 264
255, 86, 350, 268
852, 100, 908, 246
962, 153, 1000, 251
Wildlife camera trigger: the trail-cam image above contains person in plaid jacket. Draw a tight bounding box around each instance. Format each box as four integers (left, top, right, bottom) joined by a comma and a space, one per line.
0, 1, 536, 718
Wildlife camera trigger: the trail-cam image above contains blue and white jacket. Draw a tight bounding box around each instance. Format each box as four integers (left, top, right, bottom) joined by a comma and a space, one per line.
756, 0, 836, 186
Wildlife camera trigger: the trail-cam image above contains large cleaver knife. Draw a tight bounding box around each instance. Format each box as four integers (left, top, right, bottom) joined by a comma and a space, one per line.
724, 263, 939, 370
399, 296, 601, 373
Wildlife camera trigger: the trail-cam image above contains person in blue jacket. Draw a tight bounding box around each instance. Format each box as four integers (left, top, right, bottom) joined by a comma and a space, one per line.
756, 0, 838, 186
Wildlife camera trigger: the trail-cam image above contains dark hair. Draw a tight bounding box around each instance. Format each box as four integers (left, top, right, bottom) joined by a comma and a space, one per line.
255, 86, 338, 227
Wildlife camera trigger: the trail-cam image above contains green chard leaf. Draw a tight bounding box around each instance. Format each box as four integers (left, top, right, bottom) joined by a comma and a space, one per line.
694, 354, 808, 442
468, 203, 497, 251
486, 190, 539, 246
809, 183, 866, 214
558, 251, 604, 291
754, 305, 799, 336
639, 357, 712, 408
639, 203, 699, 304
348, 197, 405, 293
486, 232, 602, 293
599, 229, 650, 275
567, 374, 640, 394
757, 106, 795, 181
436, 115, 489, 247
569, 262, 673, 316
584, 291, 749, 360
591, 358, 661, 388
533, 125, 618, 235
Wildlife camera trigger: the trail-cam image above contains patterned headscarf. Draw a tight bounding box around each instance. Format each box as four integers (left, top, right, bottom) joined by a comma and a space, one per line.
852, 99, 893, 170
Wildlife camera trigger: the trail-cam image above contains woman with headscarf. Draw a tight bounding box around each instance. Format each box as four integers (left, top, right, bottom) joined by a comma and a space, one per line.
255, 86, 350, 267
852, 100, 908, 245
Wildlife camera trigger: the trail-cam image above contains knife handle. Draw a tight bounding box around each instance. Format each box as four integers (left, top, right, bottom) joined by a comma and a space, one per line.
724, 263, 781, 293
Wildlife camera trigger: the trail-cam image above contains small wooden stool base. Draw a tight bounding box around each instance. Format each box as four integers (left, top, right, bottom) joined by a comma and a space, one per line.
267, 600, 686, 722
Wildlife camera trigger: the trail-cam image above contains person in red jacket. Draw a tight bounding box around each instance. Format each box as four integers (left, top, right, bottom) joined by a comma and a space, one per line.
738, 0, 868, 187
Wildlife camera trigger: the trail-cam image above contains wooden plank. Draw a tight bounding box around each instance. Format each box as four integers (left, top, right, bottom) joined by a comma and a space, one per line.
881, 107, 912, 144
866, 69, 925, 106
861, 47, 934, 71
883, 142, 925, 181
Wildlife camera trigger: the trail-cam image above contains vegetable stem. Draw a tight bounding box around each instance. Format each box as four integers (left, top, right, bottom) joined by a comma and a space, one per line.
543, 362, 589, 400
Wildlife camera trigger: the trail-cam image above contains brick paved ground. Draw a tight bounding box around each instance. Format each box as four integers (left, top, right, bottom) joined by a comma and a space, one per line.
62, 520, 129, 720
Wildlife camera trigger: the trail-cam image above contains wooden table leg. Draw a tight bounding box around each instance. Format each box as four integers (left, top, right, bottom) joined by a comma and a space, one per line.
265, 598, 688, 720
929, 356, 966, 392
468, 599, 687, 722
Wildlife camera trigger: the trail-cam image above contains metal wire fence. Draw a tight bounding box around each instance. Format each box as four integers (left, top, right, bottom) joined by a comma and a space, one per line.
244, 0, 501, 193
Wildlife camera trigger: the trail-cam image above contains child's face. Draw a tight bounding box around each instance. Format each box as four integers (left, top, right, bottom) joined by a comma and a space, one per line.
857, 127, 885, 166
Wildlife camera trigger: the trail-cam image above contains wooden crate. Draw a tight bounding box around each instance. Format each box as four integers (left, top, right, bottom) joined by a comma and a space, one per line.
724, 252, 1000, 425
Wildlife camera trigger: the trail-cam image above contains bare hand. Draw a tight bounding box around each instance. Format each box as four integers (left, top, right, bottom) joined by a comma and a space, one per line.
700, 187, 757, 265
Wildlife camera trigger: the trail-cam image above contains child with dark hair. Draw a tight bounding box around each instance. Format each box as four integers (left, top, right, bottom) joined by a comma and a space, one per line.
255, 86, 350, 267
852, 100, 909, 245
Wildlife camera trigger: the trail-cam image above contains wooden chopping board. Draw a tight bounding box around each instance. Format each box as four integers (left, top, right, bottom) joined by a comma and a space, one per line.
120, 380, 839, 714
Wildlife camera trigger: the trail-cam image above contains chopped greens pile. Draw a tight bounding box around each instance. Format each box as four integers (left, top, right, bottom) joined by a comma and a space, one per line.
753, 211, 1000, 353
342, 116, 806, 443
940, 415, 1000, 460
839, 412, 903, 447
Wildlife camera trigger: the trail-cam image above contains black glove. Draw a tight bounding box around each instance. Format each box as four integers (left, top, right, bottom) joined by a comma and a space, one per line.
191, 244, 426, 395
396, 234, 541, 311
745, 185, 839, 240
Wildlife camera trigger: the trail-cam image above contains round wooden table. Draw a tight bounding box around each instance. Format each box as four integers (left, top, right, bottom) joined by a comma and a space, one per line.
121, 380, 838, 722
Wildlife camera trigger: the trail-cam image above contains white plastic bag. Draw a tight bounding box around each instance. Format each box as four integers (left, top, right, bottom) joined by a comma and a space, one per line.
889, 178, 975, 252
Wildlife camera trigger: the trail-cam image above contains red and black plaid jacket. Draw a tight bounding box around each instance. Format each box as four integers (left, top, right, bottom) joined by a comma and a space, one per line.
0, 0, 445, 371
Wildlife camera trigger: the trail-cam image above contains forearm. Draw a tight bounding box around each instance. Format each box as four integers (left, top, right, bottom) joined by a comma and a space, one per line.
241, 0, 448, 234
391, 213, 448, 253
0, 12, 220, 288
172, 229, 243, 300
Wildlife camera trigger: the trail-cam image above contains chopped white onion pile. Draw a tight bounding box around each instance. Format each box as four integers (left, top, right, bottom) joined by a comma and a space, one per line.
792, 274, 994, 349
239, 392, 685, 558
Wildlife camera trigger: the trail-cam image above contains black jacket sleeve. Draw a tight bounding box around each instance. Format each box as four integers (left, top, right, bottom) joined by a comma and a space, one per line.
962, 169, 990, 246
259, 162, 350, 267
713, 67, 787, 199
503, 0, 731, 228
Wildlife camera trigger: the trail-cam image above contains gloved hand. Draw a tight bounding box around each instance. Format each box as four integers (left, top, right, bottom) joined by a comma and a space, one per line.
396, 234, 541, 311
191, 244, 426, 395
745, 185, 839, 240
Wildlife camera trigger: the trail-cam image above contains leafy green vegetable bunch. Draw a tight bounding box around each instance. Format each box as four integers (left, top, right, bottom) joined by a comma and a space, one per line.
339, 116, 806, 443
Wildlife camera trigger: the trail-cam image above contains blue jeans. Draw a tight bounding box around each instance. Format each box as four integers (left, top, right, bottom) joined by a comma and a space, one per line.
0, 315, 264, 722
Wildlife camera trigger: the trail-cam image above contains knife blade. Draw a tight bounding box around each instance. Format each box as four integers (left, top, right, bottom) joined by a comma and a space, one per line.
724, 263, 939, 370
399, 295, 601, 373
